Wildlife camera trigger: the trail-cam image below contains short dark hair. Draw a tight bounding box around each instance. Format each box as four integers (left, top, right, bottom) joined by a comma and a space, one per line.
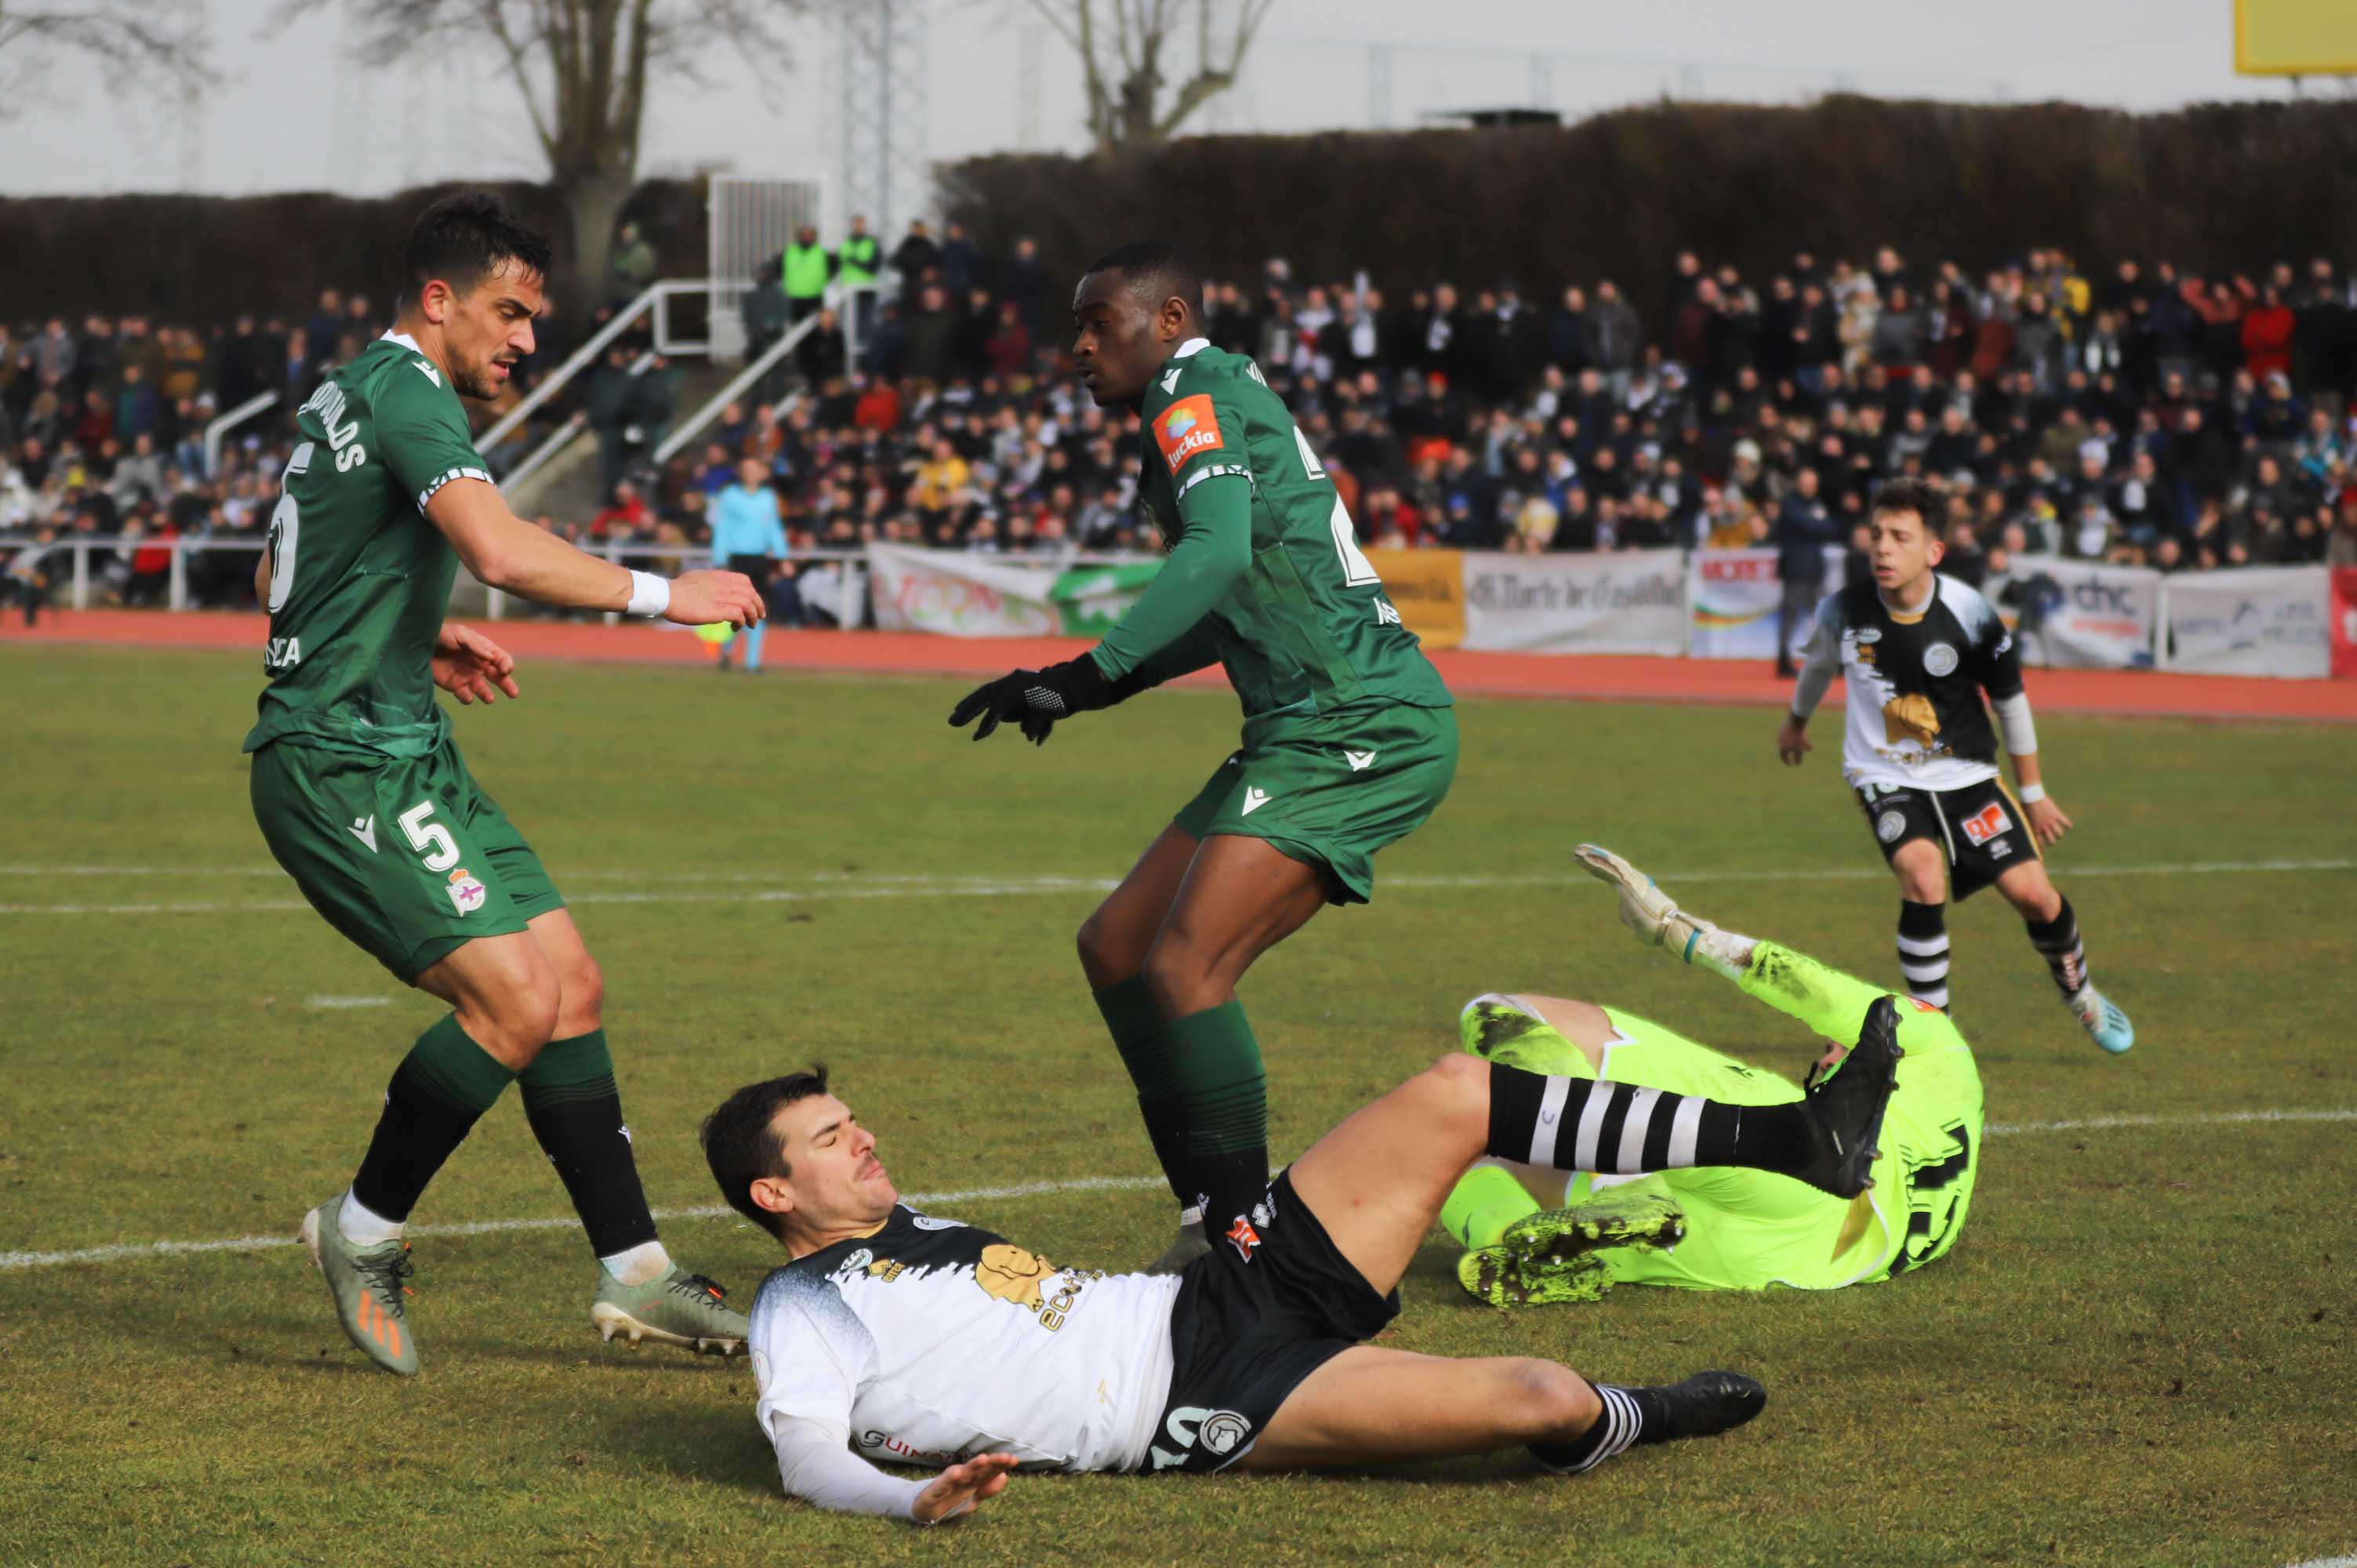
700, 1065, 831, 1240
1084, 238, 1202, 321
1871, 477, 1948, 539
402, 192, 552, 308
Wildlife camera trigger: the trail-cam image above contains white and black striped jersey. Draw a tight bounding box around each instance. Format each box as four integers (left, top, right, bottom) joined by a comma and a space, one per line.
1796, 573, 2025, 792
748, 1204, 1181, 1479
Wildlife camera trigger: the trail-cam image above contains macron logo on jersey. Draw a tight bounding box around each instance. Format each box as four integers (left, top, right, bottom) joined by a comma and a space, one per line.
1154, 394, 1226, 475
1240, 786, 1273, 815
1160, 366, 1182, 394
347, 815, 378, 852
412, 361, 441, 387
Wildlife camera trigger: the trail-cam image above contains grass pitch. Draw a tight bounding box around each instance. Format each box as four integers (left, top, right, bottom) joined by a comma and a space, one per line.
1, 642, 2352, 1568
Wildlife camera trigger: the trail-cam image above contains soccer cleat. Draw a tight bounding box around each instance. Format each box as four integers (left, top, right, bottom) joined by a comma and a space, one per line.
299, 1198, 420, 1376
1574, 844, 1712, 958
2070, 985, 2135, 1055
1457, 1189, 1687, 1308
1142, 1218, 1211, 1276
1791, 996, 1902, 1199
591, 1265, 748, 1356
1647, 1370, 1769, 1443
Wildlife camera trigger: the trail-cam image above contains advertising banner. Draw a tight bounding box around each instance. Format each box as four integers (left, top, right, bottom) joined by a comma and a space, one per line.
1985, 560, 2159, 669
866, 546, 1158, 637
1364, 546, 1465, 649
1687, 547, 1846, 661
1460, 549, 1686, 655
2161, 566, 2331, 679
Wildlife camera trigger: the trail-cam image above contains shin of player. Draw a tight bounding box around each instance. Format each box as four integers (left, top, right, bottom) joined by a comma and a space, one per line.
950, 243, 1457, 1266
1775, 478, 2133, 1054
252, 194, 770, 1374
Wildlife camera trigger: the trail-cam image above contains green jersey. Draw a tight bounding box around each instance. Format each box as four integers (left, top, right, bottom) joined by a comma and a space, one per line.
242, 333, 488, 760
1094, 339, 1452, 718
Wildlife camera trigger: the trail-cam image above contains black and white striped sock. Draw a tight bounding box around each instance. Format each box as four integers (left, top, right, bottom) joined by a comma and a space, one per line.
2026, 897, 2090, 1003
1898, 899, 1951, 1011
1531, 1382, 1658, 1474
1484, 1062, 1805, 1176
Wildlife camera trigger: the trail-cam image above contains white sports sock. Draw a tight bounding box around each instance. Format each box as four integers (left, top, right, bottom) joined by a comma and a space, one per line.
337, 1189, 405, 1247
1176, 1204, 1204, 1229
599, 1239, 672, 1287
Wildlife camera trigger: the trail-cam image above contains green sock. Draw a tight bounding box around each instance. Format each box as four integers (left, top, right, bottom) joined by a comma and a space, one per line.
1094, 978, 1190, 1208
349, 1014, 516, 1221
517, 1029, 659, 1261
1441, 1163, 1544, 1250
406, 1012, 518, 1114
1164, 1000, 1268, 1225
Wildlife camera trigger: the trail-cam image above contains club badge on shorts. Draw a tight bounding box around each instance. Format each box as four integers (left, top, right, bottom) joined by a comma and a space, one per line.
445, 866, 488, 915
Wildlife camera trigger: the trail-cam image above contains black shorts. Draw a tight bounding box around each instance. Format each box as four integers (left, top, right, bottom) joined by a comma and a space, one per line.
725, 553, 775, 588
1855, 775, 2039, 901
1146, 1171, 1399, 1475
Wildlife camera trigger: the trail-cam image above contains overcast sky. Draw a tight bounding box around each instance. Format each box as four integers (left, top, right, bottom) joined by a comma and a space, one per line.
0, 0, 2318, 213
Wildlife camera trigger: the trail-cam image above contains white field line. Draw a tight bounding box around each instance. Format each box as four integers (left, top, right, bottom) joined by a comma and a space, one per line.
2283, 1557, 2357, 1568
0, 857, 2347, 917
305, 996, 393, 1009
3, 1109, 2352, 1276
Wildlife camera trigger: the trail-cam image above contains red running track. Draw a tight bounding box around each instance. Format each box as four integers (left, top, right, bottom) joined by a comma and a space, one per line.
5, 608, 2352, 723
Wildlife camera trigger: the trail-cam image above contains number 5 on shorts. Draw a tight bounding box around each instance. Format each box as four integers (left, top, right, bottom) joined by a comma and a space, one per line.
398, 800, 460, 871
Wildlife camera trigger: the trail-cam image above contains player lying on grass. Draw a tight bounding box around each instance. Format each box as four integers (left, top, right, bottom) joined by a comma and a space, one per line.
1777, 476, 2132, 1054
698, 998, 1907, 1522
1441, 846, 1985, 1308
950, 241, 1458, 1272
245, 193, 767, 1374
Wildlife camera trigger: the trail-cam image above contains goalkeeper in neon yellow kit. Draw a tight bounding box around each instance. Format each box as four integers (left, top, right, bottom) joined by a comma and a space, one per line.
1444, 845, 1985, 1307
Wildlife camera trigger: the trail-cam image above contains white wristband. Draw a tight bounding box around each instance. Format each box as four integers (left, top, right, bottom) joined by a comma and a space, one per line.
2017, 782, 2046, 804
626, 570, 671, 618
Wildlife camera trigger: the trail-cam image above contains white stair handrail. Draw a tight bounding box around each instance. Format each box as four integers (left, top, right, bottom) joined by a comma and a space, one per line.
203, 390, 279, 477
477, 280, 717, 456
652, 283, 872, 466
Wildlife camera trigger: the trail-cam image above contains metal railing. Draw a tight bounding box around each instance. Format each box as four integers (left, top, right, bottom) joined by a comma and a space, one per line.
496, 350, 659, 496
474, 279, 730, 456
652, 283, 874, 466
202, 390, 281, 478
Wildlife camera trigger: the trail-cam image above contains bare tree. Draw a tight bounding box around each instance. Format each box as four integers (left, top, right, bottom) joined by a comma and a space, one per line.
0, 1, 214, 111
1028, 0, 1277, 155
312, 0, 804, 313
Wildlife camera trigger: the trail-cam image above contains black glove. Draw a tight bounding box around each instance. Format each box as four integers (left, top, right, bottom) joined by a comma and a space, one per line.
946, 656, 1115, 745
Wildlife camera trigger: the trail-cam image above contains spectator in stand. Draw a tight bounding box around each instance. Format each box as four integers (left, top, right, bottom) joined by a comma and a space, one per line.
612, 221, 659, 301
1772, 464, 1838, 678
783, 224, 835, 325
892, 220, 942, 305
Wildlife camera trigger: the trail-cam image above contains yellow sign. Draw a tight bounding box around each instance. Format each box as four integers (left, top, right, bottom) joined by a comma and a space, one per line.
1366, 548, 1465, 649
2236, 0, 2357, 74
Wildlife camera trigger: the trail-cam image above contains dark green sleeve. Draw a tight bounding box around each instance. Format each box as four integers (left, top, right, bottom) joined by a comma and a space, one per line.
1108, 622, 1224, 702
1087, 473, 1251, 681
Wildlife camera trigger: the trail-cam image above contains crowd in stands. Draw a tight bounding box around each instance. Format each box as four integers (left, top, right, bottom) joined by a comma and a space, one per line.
10, 219, 2357, 624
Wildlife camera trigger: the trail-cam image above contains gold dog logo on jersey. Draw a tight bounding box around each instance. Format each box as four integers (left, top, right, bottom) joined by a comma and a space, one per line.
975, 1244, 1055, 1310
1882, 693, 1941, 750
975, 1243, 1097, 1331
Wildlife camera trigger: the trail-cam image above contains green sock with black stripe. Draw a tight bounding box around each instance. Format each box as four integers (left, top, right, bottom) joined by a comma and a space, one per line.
1164, 1000, 1269, 1229
1095, 978, 1194, 1209
519, 1029, 662, 1264
350, 1014, 517, 1225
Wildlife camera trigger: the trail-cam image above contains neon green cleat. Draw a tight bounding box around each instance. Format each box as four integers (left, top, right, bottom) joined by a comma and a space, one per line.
591, 1265, 749, 1356
1456, 1189, 1687, 1308
299, 1198, 421, 1376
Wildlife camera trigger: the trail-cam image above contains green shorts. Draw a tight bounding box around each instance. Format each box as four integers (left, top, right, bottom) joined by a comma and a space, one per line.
1458, 994, 1983, 1290
249, 734, 565, 983
1171, 702, 1457, 905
